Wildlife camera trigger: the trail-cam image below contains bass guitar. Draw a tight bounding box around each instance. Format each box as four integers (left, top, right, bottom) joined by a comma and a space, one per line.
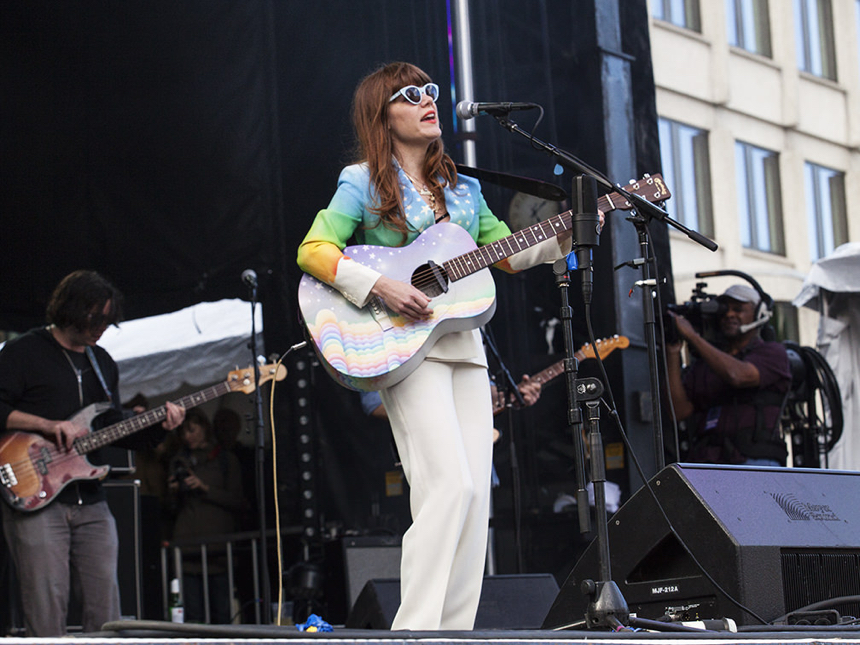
299, 174, 669, 392
0, 363, 286, 512
492, 335, 629, 414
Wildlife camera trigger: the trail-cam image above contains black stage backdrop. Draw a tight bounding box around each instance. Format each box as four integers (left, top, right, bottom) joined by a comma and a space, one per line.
1, 0, 671, 588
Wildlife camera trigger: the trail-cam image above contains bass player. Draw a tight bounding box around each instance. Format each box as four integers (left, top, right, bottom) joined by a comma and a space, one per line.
0, 270, 185, 636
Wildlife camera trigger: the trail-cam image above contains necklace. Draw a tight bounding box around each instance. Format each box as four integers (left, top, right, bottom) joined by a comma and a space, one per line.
61, 348, 85, 407
401, 169, 439, 215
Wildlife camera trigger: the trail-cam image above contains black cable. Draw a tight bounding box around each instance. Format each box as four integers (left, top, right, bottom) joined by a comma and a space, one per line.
769, 594, 860, 624
643, 218, 681, 462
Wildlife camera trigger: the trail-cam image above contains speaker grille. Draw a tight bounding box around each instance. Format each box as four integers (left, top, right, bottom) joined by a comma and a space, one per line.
781, 550, 860, 619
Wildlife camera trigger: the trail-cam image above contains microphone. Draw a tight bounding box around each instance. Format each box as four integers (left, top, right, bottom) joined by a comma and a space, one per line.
570, 175, 600, 305
455, 100, 538, 120
241, 269, 258, 289
739, 312, 772, 334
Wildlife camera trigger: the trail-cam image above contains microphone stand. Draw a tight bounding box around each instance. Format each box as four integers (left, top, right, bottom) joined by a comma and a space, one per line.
246, 281, 272, 625
481, 327, 526, 573
485, 112, 718, 629
552, 172, 627, 628
552, 253, 626, 628
491, 114, 718, 475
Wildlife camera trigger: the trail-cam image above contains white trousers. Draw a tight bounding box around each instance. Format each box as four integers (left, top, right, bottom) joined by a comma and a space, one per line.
380, 359, 493, 630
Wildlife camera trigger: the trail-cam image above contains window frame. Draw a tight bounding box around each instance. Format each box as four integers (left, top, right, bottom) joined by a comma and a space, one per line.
735, 140, 785, 255
727, 0, 773, 57
658, 117, 714, 237
804, 162, 848, 262
653, 0, 702, 32
794, 0, 838, 80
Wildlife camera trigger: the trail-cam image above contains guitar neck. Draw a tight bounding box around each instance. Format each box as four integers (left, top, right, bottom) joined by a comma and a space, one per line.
443, 211, 572, 281
73, 380, 234, 455
529, 348, 587, 387
442, 191, 625, 283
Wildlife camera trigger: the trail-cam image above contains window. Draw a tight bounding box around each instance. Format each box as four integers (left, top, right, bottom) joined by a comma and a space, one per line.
805, 162, 847, 261
658, 118, 713, 236
653, 0, 701, 31
735, 141, 784, 254
772, 302, 800, 343
727, 0, 772, 56
856, 0, 860, 65
794, 0, 837, 80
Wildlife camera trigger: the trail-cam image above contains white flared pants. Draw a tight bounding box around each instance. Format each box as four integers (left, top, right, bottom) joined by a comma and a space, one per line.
380, 359, 493, 630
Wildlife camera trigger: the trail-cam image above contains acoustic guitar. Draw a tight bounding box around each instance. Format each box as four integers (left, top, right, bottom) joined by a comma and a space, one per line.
299, 175, 669, 392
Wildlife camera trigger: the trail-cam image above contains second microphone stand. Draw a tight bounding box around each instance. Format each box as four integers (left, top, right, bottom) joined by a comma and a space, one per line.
552, 250, 627, 629
245, 281, 272, 626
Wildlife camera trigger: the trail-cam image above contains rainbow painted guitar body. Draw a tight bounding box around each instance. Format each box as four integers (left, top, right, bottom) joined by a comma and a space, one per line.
298, 223, 496, 392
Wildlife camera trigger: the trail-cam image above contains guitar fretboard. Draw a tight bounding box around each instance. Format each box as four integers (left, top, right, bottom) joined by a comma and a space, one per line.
532, 361, 565, 386
443, 210, 573, 281
440, 186, 644, 283
73, 380, 234, 454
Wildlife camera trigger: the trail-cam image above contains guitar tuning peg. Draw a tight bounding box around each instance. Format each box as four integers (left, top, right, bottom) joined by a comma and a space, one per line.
643, 173, 651, 178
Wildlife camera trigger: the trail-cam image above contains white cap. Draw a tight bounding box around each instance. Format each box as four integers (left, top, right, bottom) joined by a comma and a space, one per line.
719, 284, 760, 305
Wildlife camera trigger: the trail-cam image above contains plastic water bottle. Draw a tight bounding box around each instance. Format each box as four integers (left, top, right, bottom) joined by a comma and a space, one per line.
169, 578, 184, 623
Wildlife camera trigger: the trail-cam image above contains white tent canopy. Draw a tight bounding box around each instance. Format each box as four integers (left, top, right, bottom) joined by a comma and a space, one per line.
99, 298, 264, 402
793, 243, 860, 471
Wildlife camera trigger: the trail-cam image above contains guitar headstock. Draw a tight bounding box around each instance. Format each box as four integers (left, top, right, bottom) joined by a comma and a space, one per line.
227, 363, 288, 394
600, 174, 671, 213
579, 335, 630, 361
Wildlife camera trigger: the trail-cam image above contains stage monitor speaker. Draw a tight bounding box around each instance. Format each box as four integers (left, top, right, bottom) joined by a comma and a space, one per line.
543, 463, 860, 628
346, 574, 559, 629
342, 535, 401, 612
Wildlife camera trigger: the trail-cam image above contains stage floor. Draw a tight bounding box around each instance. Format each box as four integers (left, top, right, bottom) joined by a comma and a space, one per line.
4, 620, 859, 645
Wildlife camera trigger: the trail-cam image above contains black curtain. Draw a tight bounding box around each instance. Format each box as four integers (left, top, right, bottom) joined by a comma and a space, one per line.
1, 0, 665, 583
0, 0, 285, 328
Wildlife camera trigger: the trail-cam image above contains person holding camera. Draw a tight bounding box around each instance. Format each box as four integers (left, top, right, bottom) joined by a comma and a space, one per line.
666, 284, 791, 466
168, 408, 244, 623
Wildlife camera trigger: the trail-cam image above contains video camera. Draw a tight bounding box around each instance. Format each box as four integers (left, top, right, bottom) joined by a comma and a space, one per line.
666, 269, 773, 345
666, 281, 726, 343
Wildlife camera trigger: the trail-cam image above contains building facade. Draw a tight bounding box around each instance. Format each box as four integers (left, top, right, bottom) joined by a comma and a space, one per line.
648, 0, 859, 345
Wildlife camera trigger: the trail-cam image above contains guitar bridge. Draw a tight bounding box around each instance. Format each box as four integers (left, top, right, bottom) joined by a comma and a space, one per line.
0, 463, 17, 487
369, 296, 393, 331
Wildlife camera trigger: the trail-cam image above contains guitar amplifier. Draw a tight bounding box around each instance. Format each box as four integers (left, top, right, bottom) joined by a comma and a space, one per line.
101, 446, 136, 474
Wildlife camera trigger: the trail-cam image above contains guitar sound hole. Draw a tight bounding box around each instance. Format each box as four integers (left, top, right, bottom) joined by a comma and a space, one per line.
413, 261, 449, 298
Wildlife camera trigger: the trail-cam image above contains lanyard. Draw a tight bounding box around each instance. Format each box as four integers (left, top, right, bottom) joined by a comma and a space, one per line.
85, 346, 113, 403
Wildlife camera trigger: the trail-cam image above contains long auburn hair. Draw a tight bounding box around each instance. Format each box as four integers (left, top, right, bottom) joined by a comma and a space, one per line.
351, 62, 457, 242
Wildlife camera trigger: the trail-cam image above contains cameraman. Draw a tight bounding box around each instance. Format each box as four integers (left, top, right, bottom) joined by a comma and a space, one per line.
666, 284, 791, 466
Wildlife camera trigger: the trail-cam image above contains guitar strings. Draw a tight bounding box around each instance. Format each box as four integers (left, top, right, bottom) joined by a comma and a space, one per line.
404, 177, 662, 295
403, 212, 572, 297
2, 381, 236, 507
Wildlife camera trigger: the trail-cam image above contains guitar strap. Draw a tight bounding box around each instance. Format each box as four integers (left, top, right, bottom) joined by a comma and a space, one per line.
85, 346, 114, 403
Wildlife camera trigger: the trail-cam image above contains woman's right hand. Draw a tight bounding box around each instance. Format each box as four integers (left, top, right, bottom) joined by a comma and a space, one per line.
371, 275, 432, 321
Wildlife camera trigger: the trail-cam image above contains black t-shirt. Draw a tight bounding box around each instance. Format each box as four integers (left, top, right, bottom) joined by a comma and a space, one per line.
0, 326, 163, 505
